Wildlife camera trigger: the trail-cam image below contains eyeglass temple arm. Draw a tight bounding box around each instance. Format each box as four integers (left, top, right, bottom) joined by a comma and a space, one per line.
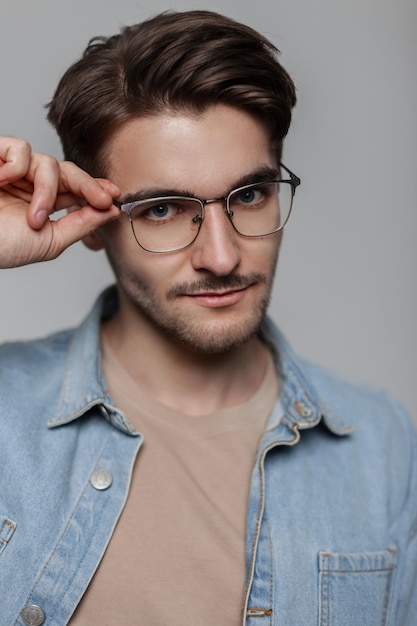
280, 162, 301, 190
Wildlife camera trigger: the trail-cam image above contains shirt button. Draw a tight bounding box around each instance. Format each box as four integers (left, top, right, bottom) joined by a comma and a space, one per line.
90, 468, 113, 490
20, 605, 46, 626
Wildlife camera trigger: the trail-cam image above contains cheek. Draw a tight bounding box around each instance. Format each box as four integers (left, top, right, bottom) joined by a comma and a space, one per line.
248, 232, 282, 272
97, 217, 130, 250
99, 217, 151, 265
100, 220, 189, 284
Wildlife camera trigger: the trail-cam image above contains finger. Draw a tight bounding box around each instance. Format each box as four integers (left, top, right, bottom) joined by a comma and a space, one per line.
0, 182, 34, 205
1, 181, 82, 215
5, 181, 118, 213
28, 160, 120, 230
52, 179, 121, 215
0, 137, 31, 185
57, 162, 120, 209
25, 154, 61, 229
7, 177, 35, 194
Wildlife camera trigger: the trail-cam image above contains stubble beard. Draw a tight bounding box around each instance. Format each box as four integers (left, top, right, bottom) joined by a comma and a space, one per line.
109, 263, 277, 355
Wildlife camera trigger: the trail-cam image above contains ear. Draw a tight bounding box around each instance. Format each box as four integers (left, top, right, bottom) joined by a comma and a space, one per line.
81, 231, 105, 251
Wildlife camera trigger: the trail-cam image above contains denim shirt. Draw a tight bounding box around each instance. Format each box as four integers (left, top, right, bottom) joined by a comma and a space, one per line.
1, 287, 416, 625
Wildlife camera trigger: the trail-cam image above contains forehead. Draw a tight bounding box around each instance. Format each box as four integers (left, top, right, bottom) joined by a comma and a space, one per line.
105, 105, 277, 197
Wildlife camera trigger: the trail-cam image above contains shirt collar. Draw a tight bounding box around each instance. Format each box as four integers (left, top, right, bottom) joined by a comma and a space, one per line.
47, 286, 138, 435
259, 317, 353, 437
48, 286, 353, 438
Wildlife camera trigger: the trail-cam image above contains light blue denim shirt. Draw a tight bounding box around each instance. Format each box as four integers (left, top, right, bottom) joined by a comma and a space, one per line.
1, 287, 416, 625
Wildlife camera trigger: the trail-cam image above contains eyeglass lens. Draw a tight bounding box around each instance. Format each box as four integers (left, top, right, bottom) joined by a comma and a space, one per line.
126, 180, 294, 253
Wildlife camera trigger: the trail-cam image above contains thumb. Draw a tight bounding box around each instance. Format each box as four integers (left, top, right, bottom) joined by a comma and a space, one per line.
46, 202, 121, 259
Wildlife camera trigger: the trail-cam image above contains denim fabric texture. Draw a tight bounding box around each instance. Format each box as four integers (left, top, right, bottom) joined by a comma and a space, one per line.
0, 287, 416, 625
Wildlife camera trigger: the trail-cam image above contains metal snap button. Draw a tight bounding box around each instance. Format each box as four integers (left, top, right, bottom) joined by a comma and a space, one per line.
90, 468, 113, 490
21, 605, 46, 626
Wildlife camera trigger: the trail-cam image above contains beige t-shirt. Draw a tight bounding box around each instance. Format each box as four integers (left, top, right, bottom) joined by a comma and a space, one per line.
70, 343, 279, 626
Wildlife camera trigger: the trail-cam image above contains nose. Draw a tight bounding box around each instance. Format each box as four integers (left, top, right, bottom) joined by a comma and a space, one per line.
190, 202, 241, 275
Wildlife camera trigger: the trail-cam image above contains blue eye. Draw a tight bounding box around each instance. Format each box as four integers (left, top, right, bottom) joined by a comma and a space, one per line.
140, 202, 179, 222
239, 189, 257, 204
150, 204, 171, 218
232, 187, 264, 207
128, 197, 200, 225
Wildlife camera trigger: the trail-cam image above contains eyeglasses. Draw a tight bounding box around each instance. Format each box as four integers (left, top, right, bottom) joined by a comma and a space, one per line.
115, 163, 300, 253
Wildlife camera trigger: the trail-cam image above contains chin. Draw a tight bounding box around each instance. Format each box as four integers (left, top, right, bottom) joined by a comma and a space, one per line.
157, 305, 269, 355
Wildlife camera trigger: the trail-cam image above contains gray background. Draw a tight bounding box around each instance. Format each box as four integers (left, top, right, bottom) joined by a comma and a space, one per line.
1, 0, 416, 423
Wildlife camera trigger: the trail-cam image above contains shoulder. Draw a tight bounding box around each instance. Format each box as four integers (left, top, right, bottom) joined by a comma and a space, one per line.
262, 317, 417, 473
300, 354, 415, 439
0, 328, 74, 383
299, 355, 417, 514
263, 317, 415, 438
0, 328, 76, 425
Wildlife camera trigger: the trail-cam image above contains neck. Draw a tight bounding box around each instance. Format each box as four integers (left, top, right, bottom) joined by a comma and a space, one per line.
101, 296, 271, 417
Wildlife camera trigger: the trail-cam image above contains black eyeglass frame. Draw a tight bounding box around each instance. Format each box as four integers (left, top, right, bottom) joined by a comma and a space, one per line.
114, 162, 301, 253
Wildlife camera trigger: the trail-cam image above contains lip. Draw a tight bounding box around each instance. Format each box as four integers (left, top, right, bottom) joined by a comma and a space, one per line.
184, 286, 251, 308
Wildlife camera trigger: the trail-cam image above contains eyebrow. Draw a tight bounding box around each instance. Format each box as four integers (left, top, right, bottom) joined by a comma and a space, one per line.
116, 165, 280, 206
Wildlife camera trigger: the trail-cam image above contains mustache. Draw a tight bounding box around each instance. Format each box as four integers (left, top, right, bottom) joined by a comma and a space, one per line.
166, 272, 266, 300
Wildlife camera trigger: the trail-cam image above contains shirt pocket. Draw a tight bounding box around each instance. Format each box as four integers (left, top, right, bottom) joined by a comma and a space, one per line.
318, 547, 397, 626
0, 515, 16, 556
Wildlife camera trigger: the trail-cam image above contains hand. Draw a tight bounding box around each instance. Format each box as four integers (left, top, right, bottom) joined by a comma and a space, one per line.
0, 136, 121, 268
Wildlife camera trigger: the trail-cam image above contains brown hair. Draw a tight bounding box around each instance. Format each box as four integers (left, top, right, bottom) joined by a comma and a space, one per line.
47, 10, 296, 177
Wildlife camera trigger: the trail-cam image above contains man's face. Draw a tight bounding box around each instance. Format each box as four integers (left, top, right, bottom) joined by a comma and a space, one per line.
100, 104, 283, 354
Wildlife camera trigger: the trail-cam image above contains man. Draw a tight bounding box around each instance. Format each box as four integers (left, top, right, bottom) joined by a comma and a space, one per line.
0, 10, 416, 626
